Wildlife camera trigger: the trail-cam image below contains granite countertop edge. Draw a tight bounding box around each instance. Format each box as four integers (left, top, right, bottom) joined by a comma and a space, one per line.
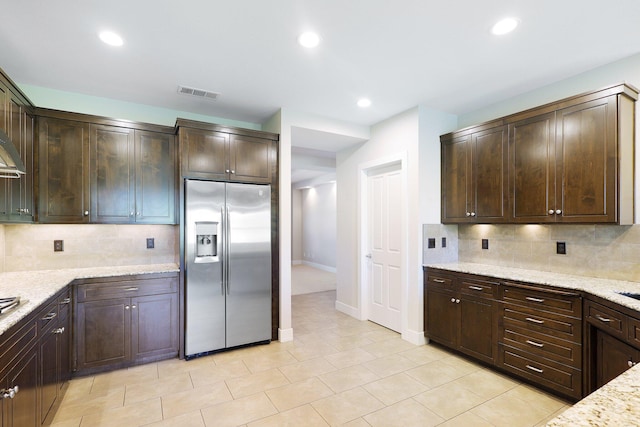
424, 262, 640, 427
0, 263, 180, 336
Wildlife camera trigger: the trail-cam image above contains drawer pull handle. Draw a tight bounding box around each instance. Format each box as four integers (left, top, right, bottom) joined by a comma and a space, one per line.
433, 279, 446, 283
595, 314, 612, 323
468, 286, 484, 291
124, 287, 139, 291
525, 297, 545, 303
53, 327, 65, 335
526, 339, 544, 348
526, 364, 544, 374
525, 317, 544, 325
1, 386, 19, 399
42, 312, 57, 321
60, 298, 71, 304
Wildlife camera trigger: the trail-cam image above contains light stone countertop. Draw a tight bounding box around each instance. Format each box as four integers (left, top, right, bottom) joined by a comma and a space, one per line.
0, 263, 180, 336
425, 262, 640, 427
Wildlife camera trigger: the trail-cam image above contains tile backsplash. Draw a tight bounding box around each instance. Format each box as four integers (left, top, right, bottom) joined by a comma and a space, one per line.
0, 224, 178, 272
457, 224, 640, 281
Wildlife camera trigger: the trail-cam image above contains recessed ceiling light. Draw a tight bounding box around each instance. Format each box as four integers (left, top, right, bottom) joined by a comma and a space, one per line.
298, 32, 321, 48
357, 98, 372, 108
491, 17, 519, 35
99, 30, 124, 47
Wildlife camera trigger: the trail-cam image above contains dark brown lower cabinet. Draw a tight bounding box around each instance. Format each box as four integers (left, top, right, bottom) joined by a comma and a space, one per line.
74, 273, 179, 375
595, 329, 640, 388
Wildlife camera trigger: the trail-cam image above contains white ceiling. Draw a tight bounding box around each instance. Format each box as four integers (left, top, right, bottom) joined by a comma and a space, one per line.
2, 1, 640, 182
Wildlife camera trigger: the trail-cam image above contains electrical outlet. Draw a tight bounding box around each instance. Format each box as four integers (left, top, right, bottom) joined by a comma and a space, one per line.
54, 240, 64, 252
146, 238, 155, 249
482, 239, 489, 250
441, 237, 447, 248
557, 241, 566, 255
428, 238, 436, 249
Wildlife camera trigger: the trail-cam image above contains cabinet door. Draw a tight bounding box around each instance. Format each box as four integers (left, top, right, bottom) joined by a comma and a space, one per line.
131, 293, 178, 361
425, 287, 458, 347
471, 126, 507, 222
509, 112, 557, 222
180, 127, 229, 180
38, 118, 90, 223
5, 98, 33, 223
39, 327, 59, 425
441, 135, 470, 222
91, 124, 135, 223
556, 97, 617, 222
76, 298, 131, 371
6, 346, 39, 427
595, 328, 640, 389
229, 134, 273, 183
58, 295, 72, 386
135, 130, 176, 224
459, 295, 495, 363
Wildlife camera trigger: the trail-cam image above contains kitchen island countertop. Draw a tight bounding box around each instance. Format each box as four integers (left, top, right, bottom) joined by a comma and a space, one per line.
425, 262, 640, 427
0, 263, 179, 336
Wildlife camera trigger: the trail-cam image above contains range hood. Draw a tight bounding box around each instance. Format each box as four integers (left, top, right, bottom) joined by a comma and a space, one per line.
0, 129, 26, 178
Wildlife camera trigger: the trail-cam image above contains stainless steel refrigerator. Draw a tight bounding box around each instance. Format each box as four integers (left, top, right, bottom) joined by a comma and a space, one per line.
184, 179, 271, 358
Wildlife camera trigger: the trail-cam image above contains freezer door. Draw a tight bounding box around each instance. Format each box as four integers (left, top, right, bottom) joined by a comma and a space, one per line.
225, 183, 272, 347
185, 179, 226, 356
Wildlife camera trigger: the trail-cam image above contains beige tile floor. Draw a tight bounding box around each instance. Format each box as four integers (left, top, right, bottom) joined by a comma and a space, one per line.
51, 290, 572, 426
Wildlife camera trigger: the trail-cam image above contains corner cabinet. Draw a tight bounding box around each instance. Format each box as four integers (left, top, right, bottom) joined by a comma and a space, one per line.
177, 119, 278, 184
74, 272, 179, 375
442, 84, 638, 224
0, 70, 35, 223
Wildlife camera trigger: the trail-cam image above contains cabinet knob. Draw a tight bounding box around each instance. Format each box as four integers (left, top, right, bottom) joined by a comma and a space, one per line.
450, 298, 456, 303
132, 305, 137, 309
136, 212, 140, 216
125, 305, 130, 310
456, 299, 460, 304
470, 212, 476, 217
555, 209, 562, 215
231, 170, 235, 174
548, 210, 555, 215
628, 359, 637, 368
465, 212, 471, 217
84, 210, 89, 216
225, 169, 230, 173
130, 212, 134, 216
1, 386, 19, 399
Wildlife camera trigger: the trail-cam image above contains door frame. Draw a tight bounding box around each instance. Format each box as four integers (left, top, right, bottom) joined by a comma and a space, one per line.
358, 152, 408, 335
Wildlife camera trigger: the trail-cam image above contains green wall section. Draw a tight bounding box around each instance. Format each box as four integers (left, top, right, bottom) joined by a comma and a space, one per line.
18, 84, 262, 131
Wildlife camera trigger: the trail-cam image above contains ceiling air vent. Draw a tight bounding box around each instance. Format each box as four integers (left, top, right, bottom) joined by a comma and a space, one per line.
177, 85, 219, 101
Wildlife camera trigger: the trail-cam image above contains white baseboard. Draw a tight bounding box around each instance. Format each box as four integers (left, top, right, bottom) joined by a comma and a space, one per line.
278, 328, 294, 342
335, 300, 360, 319
402, 329, 427, 346
302, 260, 337, 273
291, 260, 303, 265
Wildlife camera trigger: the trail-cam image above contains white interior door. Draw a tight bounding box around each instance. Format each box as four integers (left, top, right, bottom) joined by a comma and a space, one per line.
366, 164, 402, 332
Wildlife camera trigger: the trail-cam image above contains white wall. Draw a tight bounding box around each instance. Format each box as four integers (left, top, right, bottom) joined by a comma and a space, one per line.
301, 182, 336, 271
291, 188, 303, 264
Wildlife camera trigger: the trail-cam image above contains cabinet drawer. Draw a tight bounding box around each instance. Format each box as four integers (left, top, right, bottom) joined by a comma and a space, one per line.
501, 282, 581, 317
499, 345, 581, 399
76, 277, 178, 302
0, 318, 37, 372
38, 299, 59, 332
459, 278, 496, 298
585, 300, 625, 339
501, 323, 581, 368
425, 271, 454, 290
502, 304, 581, 342
628, 317, 640, 349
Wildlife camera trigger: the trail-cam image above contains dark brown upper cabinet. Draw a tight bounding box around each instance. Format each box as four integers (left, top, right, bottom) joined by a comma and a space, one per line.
90, 125, 176, 224
38, 117, 91, 223
441, 125, 508, 223
177, 119, 278, 184
0, 71, 34, 223
442, 84, 637, 224
38, 111, 176, 224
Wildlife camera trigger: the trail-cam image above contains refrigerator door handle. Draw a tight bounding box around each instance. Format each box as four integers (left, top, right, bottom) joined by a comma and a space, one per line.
220, 207, 225, 295
225, 205, 231, 295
